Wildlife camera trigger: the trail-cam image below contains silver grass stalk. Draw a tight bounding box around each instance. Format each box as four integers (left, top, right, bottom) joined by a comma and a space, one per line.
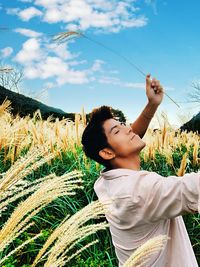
0, 232, 42, 265
58, 240, 99, 266
0, 174, 56, 214
59, 224, 107, 265
53, 31, 180, 108
44, 218, 107, 266
0, 99, 12, 116
32, 200, 108, 267
0, 146, 56, 193
0, 68, 13, 73
123, 235, 169, 267
0, 173, 81, 214
52, 31, 81, 43
0, 146, 56, 216
0, 170, 83, 261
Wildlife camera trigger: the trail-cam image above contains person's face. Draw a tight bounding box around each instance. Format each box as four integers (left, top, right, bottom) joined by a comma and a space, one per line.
102, 118, 146, 158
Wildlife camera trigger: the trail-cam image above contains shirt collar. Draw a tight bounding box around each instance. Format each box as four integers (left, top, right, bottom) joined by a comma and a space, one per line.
100, 168, 140, 180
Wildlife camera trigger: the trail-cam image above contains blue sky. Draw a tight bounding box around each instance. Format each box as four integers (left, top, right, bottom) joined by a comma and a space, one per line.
0, 0, 200, 126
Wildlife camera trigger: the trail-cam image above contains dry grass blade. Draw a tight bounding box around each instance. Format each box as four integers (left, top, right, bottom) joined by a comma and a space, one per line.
123, 235, 169, 267
164, 91, 180, 108
52, 31, 82, 43
177, 152, 188, 177
32, 200, 108, 267
0, 68, 13, 73
0, 173, 55, 216
0, 232, 42, 265
0, 105, 86, 162
192, 141, 199, 165
0, 170, 83, 262
0, 98, 12, 115
53, 30, 180, 108
0, 146, 56, 193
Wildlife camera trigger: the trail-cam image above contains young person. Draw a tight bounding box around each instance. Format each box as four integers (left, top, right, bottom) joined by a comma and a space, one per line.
81, 74, 199, 267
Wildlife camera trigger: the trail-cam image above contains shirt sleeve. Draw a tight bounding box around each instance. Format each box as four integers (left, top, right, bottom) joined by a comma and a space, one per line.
131, 171, 200, 223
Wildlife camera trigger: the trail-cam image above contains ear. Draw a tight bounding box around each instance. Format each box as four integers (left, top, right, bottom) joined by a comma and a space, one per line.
99, 148, 115, 160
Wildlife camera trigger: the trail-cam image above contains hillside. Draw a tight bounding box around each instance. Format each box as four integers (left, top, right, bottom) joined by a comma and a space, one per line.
180, 112, 200, 133
0, 86, 75, 121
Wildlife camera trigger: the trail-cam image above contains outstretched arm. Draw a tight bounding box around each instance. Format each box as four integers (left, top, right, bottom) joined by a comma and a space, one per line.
131, 74, 164, 138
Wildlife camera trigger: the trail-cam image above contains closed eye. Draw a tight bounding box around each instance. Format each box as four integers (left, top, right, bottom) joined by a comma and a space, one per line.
114, 122, 126, 134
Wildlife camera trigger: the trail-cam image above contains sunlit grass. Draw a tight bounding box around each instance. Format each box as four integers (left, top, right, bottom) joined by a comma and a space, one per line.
0, 101, 199, 266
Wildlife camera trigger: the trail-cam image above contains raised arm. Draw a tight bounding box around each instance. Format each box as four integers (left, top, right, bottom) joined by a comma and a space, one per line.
131, 74, 164, 138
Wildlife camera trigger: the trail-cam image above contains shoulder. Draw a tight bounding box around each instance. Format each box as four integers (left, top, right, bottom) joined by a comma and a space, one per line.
94, 168, 161, 199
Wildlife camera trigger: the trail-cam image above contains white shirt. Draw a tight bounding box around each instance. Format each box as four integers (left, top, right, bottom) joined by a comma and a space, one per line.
94, 169, 199, 267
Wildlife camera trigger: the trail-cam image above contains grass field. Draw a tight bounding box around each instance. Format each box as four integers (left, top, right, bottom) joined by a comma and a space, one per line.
0, 101, 199, 266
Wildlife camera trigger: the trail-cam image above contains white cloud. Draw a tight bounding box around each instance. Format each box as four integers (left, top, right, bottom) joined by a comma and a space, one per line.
40, 56, 68, 78
57, 69, 89, 85
43, 81, 56, 89
98, 75, 145, 89
19, 0, 33, 2
17, 0, 147, 32
19, 7, 42, 21
14, 38, 43, 64
14, 28, 43, 38
98, 75, 176, 93
120, 17, 147, 28
7, 7, 42, 21
0, 47, 13, 58
14, 37, 100, 85
99, 76, 120, 85
25, 55, 90, 85
109, 69, 119, 74
43, 7, 61, 23
35, 0, 65, 8
6, 8, 20, 15
145, 0, 158, 15
46, 43, 74, 59
67, 24, 79, 31
90, 59, 104, 72
164, 86, 176, 91
69, 59, 87, 66
7, 1, 148, 32
24, 66, 40, 79
123, 82, 145, 89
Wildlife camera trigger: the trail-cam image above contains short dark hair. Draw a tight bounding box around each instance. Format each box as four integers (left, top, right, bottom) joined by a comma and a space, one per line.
81, 106, 114, 167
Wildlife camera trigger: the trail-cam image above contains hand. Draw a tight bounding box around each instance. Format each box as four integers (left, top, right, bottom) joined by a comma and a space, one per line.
146, 74, 164, 105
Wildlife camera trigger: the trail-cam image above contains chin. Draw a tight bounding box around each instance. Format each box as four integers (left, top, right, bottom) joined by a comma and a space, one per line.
133, 142, 146, 154
140, 141, 146, 150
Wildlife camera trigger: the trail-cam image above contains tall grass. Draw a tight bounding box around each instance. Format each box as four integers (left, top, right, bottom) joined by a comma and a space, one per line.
0, 100, 199, 266
0, 145, 109, 266
123, 235, 168, 267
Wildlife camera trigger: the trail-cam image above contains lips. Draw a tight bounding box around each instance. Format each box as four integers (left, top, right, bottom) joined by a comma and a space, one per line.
131, 134, 136, 140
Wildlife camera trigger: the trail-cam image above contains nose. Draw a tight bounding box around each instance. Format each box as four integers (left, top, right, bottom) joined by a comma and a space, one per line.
125, 126, 132, 135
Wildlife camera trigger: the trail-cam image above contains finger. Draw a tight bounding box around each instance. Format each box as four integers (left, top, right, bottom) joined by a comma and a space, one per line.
151, 77, 157, 88
146, 74, 151, 88
153, 88, 158, 94
154, 86, 163, 94
157, 85, 163, 91
155, 80, 160, 88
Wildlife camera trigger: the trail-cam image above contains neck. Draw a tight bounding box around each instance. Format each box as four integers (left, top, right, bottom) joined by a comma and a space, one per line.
110, 154, 141, 171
